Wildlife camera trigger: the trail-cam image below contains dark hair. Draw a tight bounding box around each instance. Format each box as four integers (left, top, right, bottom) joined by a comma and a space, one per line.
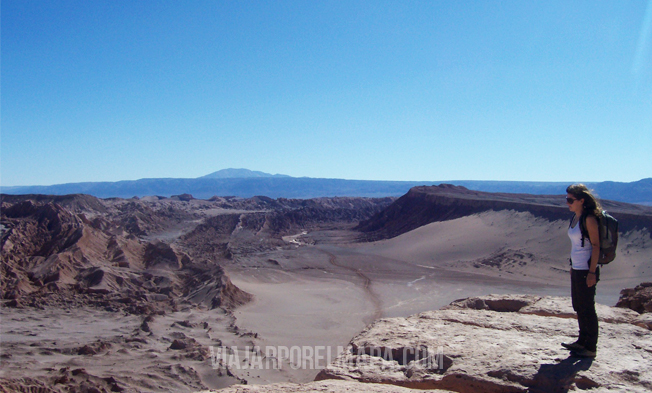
566, 184, 603, 217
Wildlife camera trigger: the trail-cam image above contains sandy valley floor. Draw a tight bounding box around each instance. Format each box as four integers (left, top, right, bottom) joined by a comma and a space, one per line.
225, 211, 652, 384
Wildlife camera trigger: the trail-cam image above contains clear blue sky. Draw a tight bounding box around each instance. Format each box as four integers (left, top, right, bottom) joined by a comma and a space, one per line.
2, 0, 651, 186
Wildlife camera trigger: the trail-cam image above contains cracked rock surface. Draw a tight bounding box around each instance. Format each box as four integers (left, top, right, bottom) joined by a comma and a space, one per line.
315, 295, 652, 393
209, 379, 455, 393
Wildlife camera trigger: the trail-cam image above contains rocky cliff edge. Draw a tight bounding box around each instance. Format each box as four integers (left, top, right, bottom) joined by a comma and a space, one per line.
311, 294, 651, 392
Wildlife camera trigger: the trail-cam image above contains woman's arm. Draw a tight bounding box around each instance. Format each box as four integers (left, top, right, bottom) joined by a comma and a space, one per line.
585, 215, 600, 287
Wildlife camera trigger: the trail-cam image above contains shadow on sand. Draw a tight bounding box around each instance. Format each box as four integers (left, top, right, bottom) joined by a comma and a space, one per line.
528, 354, 595, 393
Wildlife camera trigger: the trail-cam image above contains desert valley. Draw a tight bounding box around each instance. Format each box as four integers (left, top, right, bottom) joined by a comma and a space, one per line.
6, 0, 652, 391
2, 185, 652, 392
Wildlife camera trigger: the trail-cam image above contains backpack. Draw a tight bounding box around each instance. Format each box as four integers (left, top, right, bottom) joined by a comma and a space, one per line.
577, 210, 619, 265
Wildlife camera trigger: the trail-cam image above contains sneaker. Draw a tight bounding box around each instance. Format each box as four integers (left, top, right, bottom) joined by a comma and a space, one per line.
561, 341, 584, 351
571, 348, 596, 358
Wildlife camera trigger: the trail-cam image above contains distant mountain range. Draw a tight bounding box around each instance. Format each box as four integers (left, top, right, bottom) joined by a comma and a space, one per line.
199, 168, 291, 179
2, 168, 651, 205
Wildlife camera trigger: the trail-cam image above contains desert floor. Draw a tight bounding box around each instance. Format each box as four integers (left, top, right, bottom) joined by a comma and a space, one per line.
2, 211, 650, 389
227, 211, 652, 384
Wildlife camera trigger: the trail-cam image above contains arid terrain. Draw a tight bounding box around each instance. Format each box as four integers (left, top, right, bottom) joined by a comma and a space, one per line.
2, 186, 652, 392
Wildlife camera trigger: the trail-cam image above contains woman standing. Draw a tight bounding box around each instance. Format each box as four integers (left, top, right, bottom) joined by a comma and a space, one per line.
562, 184, 601, 358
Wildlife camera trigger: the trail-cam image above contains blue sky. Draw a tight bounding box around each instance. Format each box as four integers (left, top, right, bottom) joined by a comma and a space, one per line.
2, 0, 651, 186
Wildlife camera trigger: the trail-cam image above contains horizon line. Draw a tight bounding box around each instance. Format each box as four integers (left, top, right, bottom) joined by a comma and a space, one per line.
2, 172, 650, 189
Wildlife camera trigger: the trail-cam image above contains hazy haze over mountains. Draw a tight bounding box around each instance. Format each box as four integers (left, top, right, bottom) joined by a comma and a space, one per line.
1, 168, 651, 205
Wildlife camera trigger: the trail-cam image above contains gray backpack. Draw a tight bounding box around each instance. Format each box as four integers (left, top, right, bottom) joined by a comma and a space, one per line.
578, 211, 619, 265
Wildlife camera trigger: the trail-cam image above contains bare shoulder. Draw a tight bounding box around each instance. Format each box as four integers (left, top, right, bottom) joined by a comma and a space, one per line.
584, 214, 599, 228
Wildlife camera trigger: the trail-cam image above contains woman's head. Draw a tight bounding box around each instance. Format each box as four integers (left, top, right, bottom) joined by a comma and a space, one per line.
566, 184, 602, 216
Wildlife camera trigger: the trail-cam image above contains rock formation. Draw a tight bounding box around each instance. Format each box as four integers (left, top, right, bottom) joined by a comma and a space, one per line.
357, 185, 652, 241
181, 197, 394, 261
617, 282, 652, 314
315, 295, 652, 392
0, 195, 251, 313
617, 282, 652, 330
1, 192, 396, 393
2, 193, 391, 311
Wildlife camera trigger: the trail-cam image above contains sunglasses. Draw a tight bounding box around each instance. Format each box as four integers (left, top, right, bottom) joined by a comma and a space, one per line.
566, 197, 579, 204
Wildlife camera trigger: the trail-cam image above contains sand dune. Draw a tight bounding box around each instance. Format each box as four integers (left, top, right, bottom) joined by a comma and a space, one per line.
356, 210, 652, 302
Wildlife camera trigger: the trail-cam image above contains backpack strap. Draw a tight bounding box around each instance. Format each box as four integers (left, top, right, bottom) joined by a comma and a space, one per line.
601, 210, 609, 242
578, 212, 591, 247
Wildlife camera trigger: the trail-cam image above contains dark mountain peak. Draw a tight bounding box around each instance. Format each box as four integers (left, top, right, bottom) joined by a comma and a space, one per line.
199, 168, 291, 179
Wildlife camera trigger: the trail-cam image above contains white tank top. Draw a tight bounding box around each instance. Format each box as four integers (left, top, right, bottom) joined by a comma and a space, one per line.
568, 218, 592, 270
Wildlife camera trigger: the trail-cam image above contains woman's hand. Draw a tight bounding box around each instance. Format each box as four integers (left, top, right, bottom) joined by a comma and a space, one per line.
586, 273, 597, 287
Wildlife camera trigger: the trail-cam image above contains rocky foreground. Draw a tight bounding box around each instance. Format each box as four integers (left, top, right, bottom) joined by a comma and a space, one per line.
209, 380, 455, 392
219, 293, 652, 393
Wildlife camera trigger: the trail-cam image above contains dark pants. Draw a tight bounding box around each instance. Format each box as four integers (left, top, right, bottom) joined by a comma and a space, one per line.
571, 267, 600, 352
